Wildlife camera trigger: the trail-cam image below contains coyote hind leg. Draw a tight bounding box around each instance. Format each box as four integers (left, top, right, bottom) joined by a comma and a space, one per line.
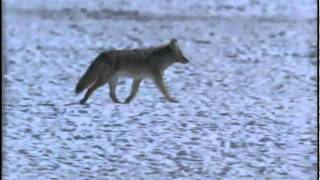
109, 78, 121, 103
80, 73, 113, 104
124, 78, 142, 103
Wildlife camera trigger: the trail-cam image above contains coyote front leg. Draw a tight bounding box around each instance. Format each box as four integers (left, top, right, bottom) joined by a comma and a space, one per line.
152, 70, 178, 103
124, 78, 142, 103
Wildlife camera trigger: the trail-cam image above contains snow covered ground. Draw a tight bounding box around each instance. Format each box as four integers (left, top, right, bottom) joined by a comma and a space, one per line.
3, 0, 317, 179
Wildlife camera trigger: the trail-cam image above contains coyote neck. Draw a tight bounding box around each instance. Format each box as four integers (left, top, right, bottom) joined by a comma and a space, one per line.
147, 46, 175, 71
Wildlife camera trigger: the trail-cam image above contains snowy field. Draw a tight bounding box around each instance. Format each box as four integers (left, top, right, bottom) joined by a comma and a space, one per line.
3, 0, 317, 179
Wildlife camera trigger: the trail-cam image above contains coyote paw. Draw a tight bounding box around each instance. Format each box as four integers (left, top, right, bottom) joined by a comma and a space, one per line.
124, 99, 132, 104
168, 98, 179, 103
79, 99, 86, 105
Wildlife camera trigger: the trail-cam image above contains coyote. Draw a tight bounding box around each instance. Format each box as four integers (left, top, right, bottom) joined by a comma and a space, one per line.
75, 39, 189, 104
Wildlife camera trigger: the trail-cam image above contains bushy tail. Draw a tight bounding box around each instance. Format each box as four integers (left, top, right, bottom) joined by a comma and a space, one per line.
75, 53, 105, 94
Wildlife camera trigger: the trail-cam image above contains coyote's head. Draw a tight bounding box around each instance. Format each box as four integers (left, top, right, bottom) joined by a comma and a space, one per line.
168, 39, 189, 64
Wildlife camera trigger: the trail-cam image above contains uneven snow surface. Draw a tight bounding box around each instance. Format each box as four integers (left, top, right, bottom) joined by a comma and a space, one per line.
3, 0, 317, 179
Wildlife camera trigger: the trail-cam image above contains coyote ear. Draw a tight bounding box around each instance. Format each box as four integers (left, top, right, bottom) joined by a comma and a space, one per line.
169, 39, 177, 49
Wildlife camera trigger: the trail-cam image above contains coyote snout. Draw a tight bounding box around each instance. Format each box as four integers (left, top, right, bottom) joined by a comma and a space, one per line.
75, 39, 189, 104
180, 57, 189, 64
